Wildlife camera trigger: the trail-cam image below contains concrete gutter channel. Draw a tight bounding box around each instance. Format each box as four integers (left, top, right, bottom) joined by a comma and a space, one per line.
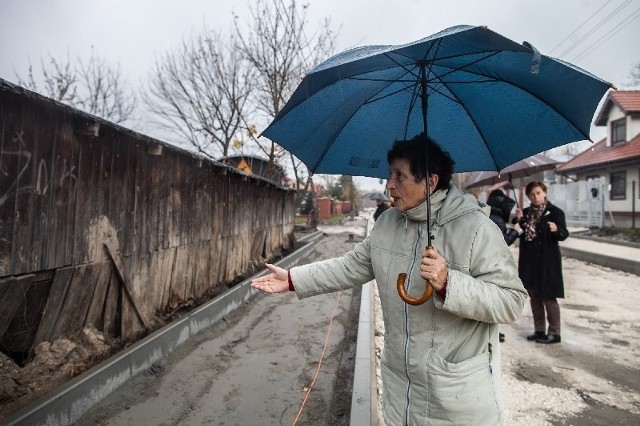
3, 230, 637, 426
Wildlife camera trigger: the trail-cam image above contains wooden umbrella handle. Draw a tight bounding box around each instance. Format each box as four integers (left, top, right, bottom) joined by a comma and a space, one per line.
397, 273, 433, 305
397, 243, 436, 305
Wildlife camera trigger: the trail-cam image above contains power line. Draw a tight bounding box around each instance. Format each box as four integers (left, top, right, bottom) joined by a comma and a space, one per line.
558, 0, 633, 58
572, 5, 640, 62
549, 0, 613, 55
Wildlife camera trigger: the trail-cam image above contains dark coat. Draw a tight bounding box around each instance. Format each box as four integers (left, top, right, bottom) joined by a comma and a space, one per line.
487, 190, 518, 246
516, 201, 569, 298
373, 203, 388, 221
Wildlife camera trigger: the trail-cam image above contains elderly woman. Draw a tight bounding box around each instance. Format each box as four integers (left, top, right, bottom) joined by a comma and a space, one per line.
514, 181, 569, 344
252, 133, 527, 425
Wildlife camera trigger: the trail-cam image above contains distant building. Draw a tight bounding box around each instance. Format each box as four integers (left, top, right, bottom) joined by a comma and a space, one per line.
557, 90, 640, 227
219, 155, 286, 185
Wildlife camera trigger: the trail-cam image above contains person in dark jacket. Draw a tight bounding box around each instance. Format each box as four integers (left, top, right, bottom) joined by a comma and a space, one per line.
486, 188, 521, 343
514, 181, 569, 344
373, 197, 389, 221
486, 189, 521, 247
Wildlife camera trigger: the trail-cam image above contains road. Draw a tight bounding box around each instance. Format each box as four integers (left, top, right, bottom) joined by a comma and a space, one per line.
77, 228, 364, 426
77, 220, 640, 425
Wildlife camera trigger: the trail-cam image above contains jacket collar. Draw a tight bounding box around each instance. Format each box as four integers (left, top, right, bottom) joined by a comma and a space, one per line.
402, 184, 488, 224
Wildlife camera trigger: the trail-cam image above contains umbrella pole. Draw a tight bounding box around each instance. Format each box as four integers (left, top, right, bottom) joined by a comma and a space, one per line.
396, 61, 436, 306
419, 61, 432, 247
508, 173, 519, 205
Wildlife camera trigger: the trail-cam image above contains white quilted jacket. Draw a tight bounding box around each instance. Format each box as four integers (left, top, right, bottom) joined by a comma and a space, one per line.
291, 184, 527, 425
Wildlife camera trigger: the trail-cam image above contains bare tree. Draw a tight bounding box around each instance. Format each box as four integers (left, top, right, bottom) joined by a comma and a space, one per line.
627, 61, 640, 87
234, 0, 337, 196
15, 50, 136, 124
144, 29, 255, 159
76, 51, 136, 124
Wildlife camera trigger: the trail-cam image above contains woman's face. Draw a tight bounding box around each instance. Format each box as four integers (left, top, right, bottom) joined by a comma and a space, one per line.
527, 185, 547, 207
386, 158, 429, 213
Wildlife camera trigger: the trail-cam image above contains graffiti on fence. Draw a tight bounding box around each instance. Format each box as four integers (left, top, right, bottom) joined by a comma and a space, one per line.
0, 131, 78, 208
0, 131, 33, 207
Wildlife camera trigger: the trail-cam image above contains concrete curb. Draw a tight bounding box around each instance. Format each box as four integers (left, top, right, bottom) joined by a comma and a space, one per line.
2, 231, 324, 426
561, 246, 640, 276
350, 281, 378, 426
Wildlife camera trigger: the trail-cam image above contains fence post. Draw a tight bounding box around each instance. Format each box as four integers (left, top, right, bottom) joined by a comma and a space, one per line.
633, 180, 636, 229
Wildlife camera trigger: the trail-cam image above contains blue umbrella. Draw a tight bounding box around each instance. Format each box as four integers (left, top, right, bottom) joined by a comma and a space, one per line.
263, 25, 611, 177
366, 191, 388, 201
262, 25, 612, 303
465, 153, 559, 190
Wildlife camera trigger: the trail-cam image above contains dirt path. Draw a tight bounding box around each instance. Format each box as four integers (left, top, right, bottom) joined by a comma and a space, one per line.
500, 250, 640, 425
76, 229, 364, 426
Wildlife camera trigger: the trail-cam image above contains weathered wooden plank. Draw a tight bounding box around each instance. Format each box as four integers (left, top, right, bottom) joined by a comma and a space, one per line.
2, 276, 51, 356
109, 135, 133, 257
59, 120, 79, 268
103, 241, 149, 329
71, 137, 94, 265
7, 101, 36, 275
102, 268, 119, 338
51, 263, 99, 340
132, 145, 147, 258
84, 260, 114, 329
158, 246, 176, 311
129, 249, 151, 325
148, 153, 163, 253
0, 274, 35, 337
207, 234, 220, 289
148, 247, 174, 314
192, 241, 207, 299
169, 244, 189, 308
31, 266, 75, 346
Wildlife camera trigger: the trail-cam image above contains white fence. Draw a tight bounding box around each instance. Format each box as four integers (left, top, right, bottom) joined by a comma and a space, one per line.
547, 178, 606, 228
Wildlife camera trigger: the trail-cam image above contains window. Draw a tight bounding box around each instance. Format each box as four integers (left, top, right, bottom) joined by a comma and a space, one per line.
610, 171, 626, 200
611, 118, 626, 145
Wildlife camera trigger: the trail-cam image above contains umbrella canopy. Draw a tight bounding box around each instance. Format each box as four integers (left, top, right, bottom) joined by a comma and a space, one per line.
366, 191, 388, 201
262, 25, 612, 179
261, 24, 612, 305
465, 153, 560, 189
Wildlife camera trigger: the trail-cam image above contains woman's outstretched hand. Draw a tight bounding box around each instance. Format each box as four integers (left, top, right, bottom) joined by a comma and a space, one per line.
251, 263, 290, 293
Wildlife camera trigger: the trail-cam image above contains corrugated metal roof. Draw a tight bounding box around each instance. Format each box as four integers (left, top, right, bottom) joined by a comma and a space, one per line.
557, 134, 640, 173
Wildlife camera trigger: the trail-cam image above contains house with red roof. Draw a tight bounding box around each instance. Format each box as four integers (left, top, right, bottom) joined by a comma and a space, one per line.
557, 90, 640, 227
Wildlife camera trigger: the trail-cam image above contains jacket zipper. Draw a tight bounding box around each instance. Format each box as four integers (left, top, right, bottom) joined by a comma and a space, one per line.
402, 222, 422, 424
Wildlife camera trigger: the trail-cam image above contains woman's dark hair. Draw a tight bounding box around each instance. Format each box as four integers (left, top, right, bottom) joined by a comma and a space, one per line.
386, 133, 454, 192
525, 181, 547, 196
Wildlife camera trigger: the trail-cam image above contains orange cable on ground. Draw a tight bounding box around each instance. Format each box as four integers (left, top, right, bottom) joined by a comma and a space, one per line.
291, 291, 343, 426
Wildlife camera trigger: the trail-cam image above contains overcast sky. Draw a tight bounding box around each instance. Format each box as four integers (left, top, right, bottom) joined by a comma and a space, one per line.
1, 0, 638, 190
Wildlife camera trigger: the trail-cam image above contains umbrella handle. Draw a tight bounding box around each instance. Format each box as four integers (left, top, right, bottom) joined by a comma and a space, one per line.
397, 273, 433, 305
397, 244, 435, 305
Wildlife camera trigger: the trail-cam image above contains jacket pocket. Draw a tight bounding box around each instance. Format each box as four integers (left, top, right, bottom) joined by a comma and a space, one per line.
427, 350, 501, 425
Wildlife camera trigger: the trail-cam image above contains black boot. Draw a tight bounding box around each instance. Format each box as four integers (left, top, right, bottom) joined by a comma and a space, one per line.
526, 331, 545, 341
536, 334, 561, 344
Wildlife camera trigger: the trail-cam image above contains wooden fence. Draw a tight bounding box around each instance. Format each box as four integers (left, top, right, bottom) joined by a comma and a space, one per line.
0, 79, 295, 363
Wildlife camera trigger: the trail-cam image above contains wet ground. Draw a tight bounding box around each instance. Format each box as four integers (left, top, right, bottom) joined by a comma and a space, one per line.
75, 228, 364, 426
3, 219, 638, 425
374, 243, 639, 425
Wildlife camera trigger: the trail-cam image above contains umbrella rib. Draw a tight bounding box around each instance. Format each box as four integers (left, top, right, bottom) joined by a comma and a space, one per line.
425, 51, 595, 140
429, 71, 502, 171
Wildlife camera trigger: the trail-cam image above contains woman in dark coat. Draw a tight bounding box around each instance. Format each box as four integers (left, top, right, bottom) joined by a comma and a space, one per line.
515, 181, 569, 344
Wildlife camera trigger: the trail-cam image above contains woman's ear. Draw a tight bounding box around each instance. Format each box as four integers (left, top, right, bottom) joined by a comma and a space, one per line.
428, 174, 439, 194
